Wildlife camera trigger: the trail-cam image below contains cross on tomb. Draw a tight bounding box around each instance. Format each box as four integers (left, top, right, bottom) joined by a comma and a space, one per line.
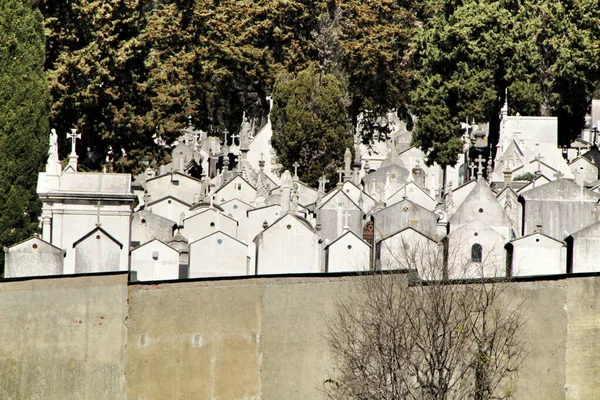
468, 163, 476, 179
318, 175, 329, 192
337, 167, 344, 183
475, 155, 485, 179
343, 210, 351, 230
222, 130, 228, 145
231, 133, 240, 145
554, 170, 564, 180
292, 161, 300, 177
534, 152, 543, 173
259, 152, 265, 169
66, 129, 81, 155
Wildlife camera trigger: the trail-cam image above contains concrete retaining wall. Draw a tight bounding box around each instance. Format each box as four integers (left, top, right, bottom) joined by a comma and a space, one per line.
1, 272, 600, 399
0, 273, 128, 399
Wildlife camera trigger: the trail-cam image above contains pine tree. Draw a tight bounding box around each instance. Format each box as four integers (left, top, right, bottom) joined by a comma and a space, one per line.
271, 64, 353, 187
0, 0, 50, 268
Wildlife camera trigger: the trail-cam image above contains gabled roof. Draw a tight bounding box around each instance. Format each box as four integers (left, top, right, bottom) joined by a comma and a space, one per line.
378, 226, 438, 244
376, 196, 435, 218
189, 202, 224, 212
189, 230, 248, 247
246, 203, 281, 216
569, 220, 600, 239
318, 189, 361, 211
72, 226, 123, 249
324, 229, 371, 250
214, 174, 257, 193
219, 198, 254, 210
569, 155, 599, 169
7, 236, 64, 253
130, 238, 179, 254
450, 179, 511, 227
389, 181, 435, 202
495, 185, 519, 200
527, 158, 557, 172
520, 178, 600, 202
254, 213, 315, 243
147, 195, 192, 208
452, 178, 477, 193
146, 170, 203, 185
506, 231, 565, 247
582, 146, 600, 165
515, 174, 552, 195
183, 207, 238, 225
447, 218, 507, 240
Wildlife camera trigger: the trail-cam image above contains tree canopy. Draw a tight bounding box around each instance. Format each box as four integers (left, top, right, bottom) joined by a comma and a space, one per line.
0, 0, 50, 262
271, 64, 353, 186
410, 0, 600, 167
32, 0, 600, 177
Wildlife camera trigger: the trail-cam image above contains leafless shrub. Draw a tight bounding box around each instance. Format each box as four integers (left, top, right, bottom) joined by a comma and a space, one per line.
324, 235, 527, 400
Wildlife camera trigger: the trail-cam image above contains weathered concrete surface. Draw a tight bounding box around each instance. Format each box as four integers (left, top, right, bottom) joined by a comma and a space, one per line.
4, 272, 600, 399
126, 276, 358, 400
125, 275, 600, 400
505, 280, 568, 399
0, 273, 128, 400
566, 277, 600, 399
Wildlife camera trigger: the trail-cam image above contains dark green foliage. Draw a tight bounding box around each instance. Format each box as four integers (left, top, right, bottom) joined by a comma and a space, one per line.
410, 0, 600, 167
271, 64, 353, 186
40, 0, 158, 174
0, 0, 50, 255
35, 0, 600, 175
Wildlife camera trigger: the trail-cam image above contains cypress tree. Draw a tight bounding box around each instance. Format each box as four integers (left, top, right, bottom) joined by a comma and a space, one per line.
0, 0, 50, 267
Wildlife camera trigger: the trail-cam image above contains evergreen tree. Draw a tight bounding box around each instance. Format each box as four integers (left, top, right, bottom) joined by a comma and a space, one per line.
410, 0, 600, 168
40, 0, 157, 173
0, 0, 50, 264
337, 0, 416, 133
271, 64, 353, 187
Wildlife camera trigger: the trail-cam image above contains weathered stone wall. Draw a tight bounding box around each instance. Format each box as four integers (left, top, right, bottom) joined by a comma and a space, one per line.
124, 275, 599, 400
0, 273, 128, 400
3, 272, 600, 399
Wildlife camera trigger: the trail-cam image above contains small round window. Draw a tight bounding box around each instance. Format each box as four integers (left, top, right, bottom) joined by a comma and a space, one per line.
210, 222, 215, 227
478, 208, 484, 213
286, 224, 292, 230
233, 204, 238, 209
347, 245, 352, 250
96, 235, 101, 240
474, 232, 478, 237
32, 244, 38, 249
217, 239, 223, 245
141, 219, 146, 224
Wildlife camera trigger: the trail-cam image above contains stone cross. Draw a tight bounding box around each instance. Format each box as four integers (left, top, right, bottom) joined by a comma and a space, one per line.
258, 152, 265, 170
469, 162, 476, 179
67, 129, 81, 155
337, 167, 344, 183
318, 175, 329, 193
292, 161, 300, 177
231, 133, 240, 146
535, 152, 542, 173
475, 155, 485, 179
554, 170, 564, 180
343, 210, 351, 230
